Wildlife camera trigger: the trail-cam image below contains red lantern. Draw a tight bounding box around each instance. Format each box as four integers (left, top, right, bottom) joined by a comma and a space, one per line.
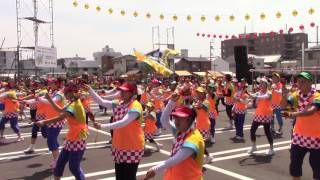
279, 29, 284, 34
213, 34, 217, 38
239, 34, 243, 39
299, 25, 305, 31
196, 33, 200, 36
202, 33, 205, 37
207, 34, 211, 38
219, 35, 222, 39
225, 35, 229, 39
261, 32, 266, 38
253, 33, 258, 39
311, 22, 316, 28
246, 34, 251, 39
270, 31, 275, 37
232, 35, 236, 39
288, 27, 294, 33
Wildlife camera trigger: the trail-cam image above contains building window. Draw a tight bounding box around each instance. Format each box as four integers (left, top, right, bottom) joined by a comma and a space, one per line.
308, 53, 313, 60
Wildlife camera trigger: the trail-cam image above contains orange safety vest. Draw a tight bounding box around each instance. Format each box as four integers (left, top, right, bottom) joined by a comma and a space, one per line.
224, 83, 234, 105
66, 99, 88, 141
255, 92, 273, 116
195, 100, 211, 130
207, 96, 218, 118
234, 92, 249, 111
144, 112, 157, 133
271, 83, 283, 105
112, 100, 145, 151
294, 93, 320, 138
46, 91, 65, 118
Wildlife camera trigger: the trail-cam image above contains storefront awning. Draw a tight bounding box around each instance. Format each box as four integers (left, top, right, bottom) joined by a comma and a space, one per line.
174, 70, 192, 76
193, 72, 207, 77
207, 71, 224, 77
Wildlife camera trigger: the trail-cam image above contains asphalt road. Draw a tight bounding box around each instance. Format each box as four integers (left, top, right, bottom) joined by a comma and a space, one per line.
0, 103, 314, 180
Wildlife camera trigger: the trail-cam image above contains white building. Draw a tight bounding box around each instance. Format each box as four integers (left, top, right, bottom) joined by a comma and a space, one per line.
93, 45, 122, 66
0, 50, 17, 72
211, 57, 229, 72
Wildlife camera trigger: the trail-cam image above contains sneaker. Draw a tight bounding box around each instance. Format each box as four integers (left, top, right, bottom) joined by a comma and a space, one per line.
276, 129, 283, 135
247, 145, 257, 154
265, 149, 274, 156
235, 136, 244, 140
16, 137, 24, 142
204, 156, 213, 164
24, 146, 35, 154
210, 137, 216, 144
106, 140, 112, 145
50, 160, 57, 169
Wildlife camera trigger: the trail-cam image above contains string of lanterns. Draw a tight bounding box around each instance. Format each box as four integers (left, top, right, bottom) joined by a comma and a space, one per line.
72, 1, 316, 23
196, 22, 317, 40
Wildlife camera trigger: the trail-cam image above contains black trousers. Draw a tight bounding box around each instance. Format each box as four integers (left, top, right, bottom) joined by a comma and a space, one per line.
30, 109, 37, 120
290, 144, 320, 179
225, 105, 234, 121
115, 162, 139, 180
250, 121, 273, 145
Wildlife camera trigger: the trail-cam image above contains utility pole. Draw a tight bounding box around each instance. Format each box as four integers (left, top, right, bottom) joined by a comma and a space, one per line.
210, 40, 215, 70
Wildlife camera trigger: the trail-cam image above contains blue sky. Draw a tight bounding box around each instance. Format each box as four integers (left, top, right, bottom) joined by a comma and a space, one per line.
0, 0, 319, 59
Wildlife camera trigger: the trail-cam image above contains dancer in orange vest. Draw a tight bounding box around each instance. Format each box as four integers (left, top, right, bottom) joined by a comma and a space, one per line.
87, 82, 144, 180
247, 78, 274, 156
271, 73, 284, 135
281, 72, 320, 180
223, 74, 235, 129
144, 94, 204, 180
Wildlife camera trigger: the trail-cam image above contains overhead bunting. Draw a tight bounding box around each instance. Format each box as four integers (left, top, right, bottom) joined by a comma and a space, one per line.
72, 1, 316, 24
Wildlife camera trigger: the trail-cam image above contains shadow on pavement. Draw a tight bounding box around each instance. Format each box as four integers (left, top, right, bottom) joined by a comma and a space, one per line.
239, 154, 273, 166
8, 168, 52, 180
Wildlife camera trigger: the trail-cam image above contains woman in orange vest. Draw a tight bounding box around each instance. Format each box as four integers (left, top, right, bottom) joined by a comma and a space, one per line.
0, 81, 23, 141
247, 78, 274, 156
144, 94, 204, 180
194, 86, 213, 163
144, 101, 162, 152
87, 82, 144, 180
271, 73, 284, 135
232, 82, 249, 141
207, 83, 219, 144
281, 72, 320, 180
34, 83, 88, 180
215, 78, 225, 112
223, 74, 235, 129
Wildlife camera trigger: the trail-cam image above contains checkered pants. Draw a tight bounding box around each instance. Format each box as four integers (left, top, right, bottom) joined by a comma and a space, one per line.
47, 119, 65, 128
272, 104, 281, 110
292, 133, 320, 149
144, 132, 155, 140
111, 148, 144, 163
253, 115, 272, 123
63, 139, 87, 151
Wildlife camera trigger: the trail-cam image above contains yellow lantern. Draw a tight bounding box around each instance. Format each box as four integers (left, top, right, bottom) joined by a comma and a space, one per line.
187, 15, 192, 21
160, 14, 165, 20
229, 15, 235, 21
72, 1, 78, 7
292, 9, 298, 17
214, 15, 220, 22
146, 13, 151, 19
172, 15, 178, 21
309, 8, 315, 15
260, 13, 266, 20
133, 11, 138, 17
108, 8, 113, 14
84, 3, 89, 10
200, 15, 206, 22
96, 6, 101, 12
120, 10, 126, 16
276, 11, 282, 18
245, 14, 250, 21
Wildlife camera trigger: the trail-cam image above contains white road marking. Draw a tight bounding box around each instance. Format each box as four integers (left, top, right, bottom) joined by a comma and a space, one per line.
203, 164, 255, 180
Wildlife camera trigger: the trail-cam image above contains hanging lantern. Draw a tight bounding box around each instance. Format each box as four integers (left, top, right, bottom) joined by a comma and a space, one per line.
146, 13, 151, 19
225, 35, 229, 39
299, 25, 305, 31
270, 31, 275, 37
187, 15, 192, 21
279, 29, 284, 34
276, 11, 282, 18
160, 14, 165, 20
246, 34, 251, 39
213, 34, 217, 38
108, 8, 113, 14
96, 6, 101, 12
288, 27, 294, 33
172, 15, 178, 21
260, 13, 266, 20
219, 35, 222, 39
229, 15, 235, 21
262, 32, 266, 38
201, 15, 206, 22
214, 15, 220, 22
120, 10, 126, 16
309, 8, 315, 15
207, 34, 211, 38
310, 22, 316, 28
253, 33, 258, 39
72, 1, 78, 7
245, 14, 250, 21
232, 35, 236, 39
84, 3, 89, 9
196, 33, 200, 36
239, 34, 243, 39
292, 10, 298, 17
133, 11, 139, 17
202, 33, 206, 37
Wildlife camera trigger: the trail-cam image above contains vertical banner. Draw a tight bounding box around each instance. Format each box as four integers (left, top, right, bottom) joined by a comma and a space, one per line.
34, 46, 57, 67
